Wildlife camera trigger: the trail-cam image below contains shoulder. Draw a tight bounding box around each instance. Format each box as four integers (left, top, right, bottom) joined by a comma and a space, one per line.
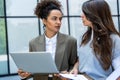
29, 35, 44, 44
59, 32, 77, 42
110, 34, 120, 42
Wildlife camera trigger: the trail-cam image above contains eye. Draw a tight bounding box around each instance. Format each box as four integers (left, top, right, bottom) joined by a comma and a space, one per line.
52, 17, 57, 20
59, 17, 62, 21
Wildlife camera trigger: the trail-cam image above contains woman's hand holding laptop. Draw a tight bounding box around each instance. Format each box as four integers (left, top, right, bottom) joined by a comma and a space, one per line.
18, 69, 31, 79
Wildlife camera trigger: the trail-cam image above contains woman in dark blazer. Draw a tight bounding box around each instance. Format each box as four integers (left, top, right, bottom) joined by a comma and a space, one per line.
29, 32, 77, 80
18, 0, 78, 80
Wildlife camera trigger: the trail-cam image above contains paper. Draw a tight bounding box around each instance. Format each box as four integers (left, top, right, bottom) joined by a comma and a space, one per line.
59, 74, 88, 80
106, 66, 120, 80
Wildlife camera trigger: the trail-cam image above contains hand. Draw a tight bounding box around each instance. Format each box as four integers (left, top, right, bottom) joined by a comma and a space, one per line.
53, 70, 68, 77
18, 69, 31, 79
53, 71, 70, 80
69, 61, 79, 76
69, 68, 78, 76
61, 70, 69, 74
117, 76, 120, 80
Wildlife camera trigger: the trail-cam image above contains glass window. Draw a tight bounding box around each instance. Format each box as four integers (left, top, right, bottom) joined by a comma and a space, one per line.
69, 0, 88, 16
9, 54, 18, 74
39, 19, 44, 34
0, 0, 4, 16
119, 17, 120, 31
0, 19, 6, 55
0, 55, 8, 75
7, 18, 39, 53
6, 0, 37, 16
0, 19, 8, 75
69, 0, 117, 16
70, 17, 87, 40
119, 0, 120, 15
7, 18, 39, 73
105, 0, 117, 15
58, 0, 67, 16
60, 17, 69, 35
112, 17, 119, 31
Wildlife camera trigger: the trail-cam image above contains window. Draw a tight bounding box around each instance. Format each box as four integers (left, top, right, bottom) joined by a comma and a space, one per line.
0, 0, 8, 75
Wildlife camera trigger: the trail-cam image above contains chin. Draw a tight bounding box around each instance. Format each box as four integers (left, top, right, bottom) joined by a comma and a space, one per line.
83, 23, 88, 26
53, 30, 59, 33
83, 24, 86, 26
55, 29, 60, 32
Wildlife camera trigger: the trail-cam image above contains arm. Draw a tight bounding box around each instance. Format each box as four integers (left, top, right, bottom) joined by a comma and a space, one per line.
57, 61, 79, 80
108, 35, 120, 80
117, 76, 120, 80
69, 60, 79, 75
69, 38, 78, 71
112, 35, 120, 69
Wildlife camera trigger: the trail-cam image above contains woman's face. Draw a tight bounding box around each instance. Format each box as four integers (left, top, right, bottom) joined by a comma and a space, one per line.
81, 13, 92, 28
43, 10, 63, 35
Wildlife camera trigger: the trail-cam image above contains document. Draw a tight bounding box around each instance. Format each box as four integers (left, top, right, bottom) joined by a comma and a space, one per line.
60, 74, 88, 80
106, 66, 120, 80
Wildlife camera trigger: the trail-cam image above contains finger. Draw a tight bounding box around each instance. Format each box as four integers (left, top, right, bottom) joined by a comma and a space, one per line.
61, 71, 68, 74
69, 70, 73, 74
20, 73, 25, 78
73, 70, 78, 76
18, 69, 24, 74
25, 72, 31, 76
20, 72, 30, 78
54, 74, 59, 77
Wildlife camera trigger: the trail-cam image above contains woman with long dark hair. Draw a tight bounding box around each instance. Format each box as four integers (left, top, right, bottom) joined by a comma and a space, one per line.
71, 0, 120, 80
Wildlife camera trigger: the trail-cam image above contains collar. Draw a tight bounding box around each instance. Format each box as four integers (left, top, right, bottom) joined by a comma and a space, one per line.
45, 33, 57, 43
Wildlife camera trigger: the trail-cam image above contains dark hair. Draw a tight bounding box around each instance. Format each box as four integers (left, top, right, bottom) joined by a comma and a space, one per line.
81, 0, 120, 70
34, 0, 62, 19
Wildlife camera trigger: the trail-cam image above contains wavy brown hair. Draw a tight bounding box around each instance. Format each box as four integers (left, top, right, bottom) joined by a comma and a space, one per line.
34, 0, 62, 19
81, 0, 120, 70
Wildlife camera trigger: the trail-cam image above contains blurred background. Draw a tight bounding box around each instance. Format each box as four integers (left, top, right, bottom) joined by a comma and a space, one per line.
0, 0, 120, 79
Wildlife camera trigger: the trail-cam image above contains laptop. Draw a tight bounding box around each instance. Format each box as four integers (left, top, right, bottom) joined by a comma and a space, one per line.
10, 52, 59, 74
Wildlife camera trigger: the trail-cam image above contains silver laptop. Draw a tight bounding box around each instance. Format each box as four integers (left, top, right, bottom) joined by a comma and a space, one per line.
10, 52, 59, 74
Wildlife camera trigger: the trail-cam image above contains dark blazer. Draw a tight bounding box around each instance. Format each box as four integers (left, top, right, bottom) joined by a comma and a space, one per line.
29, 32, 78, 80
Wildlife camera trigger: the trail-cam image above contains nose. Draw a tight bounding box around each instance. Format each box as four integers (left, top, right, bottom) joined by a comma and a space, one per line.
57, 19, 61, 24
81, 14, 84, 18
